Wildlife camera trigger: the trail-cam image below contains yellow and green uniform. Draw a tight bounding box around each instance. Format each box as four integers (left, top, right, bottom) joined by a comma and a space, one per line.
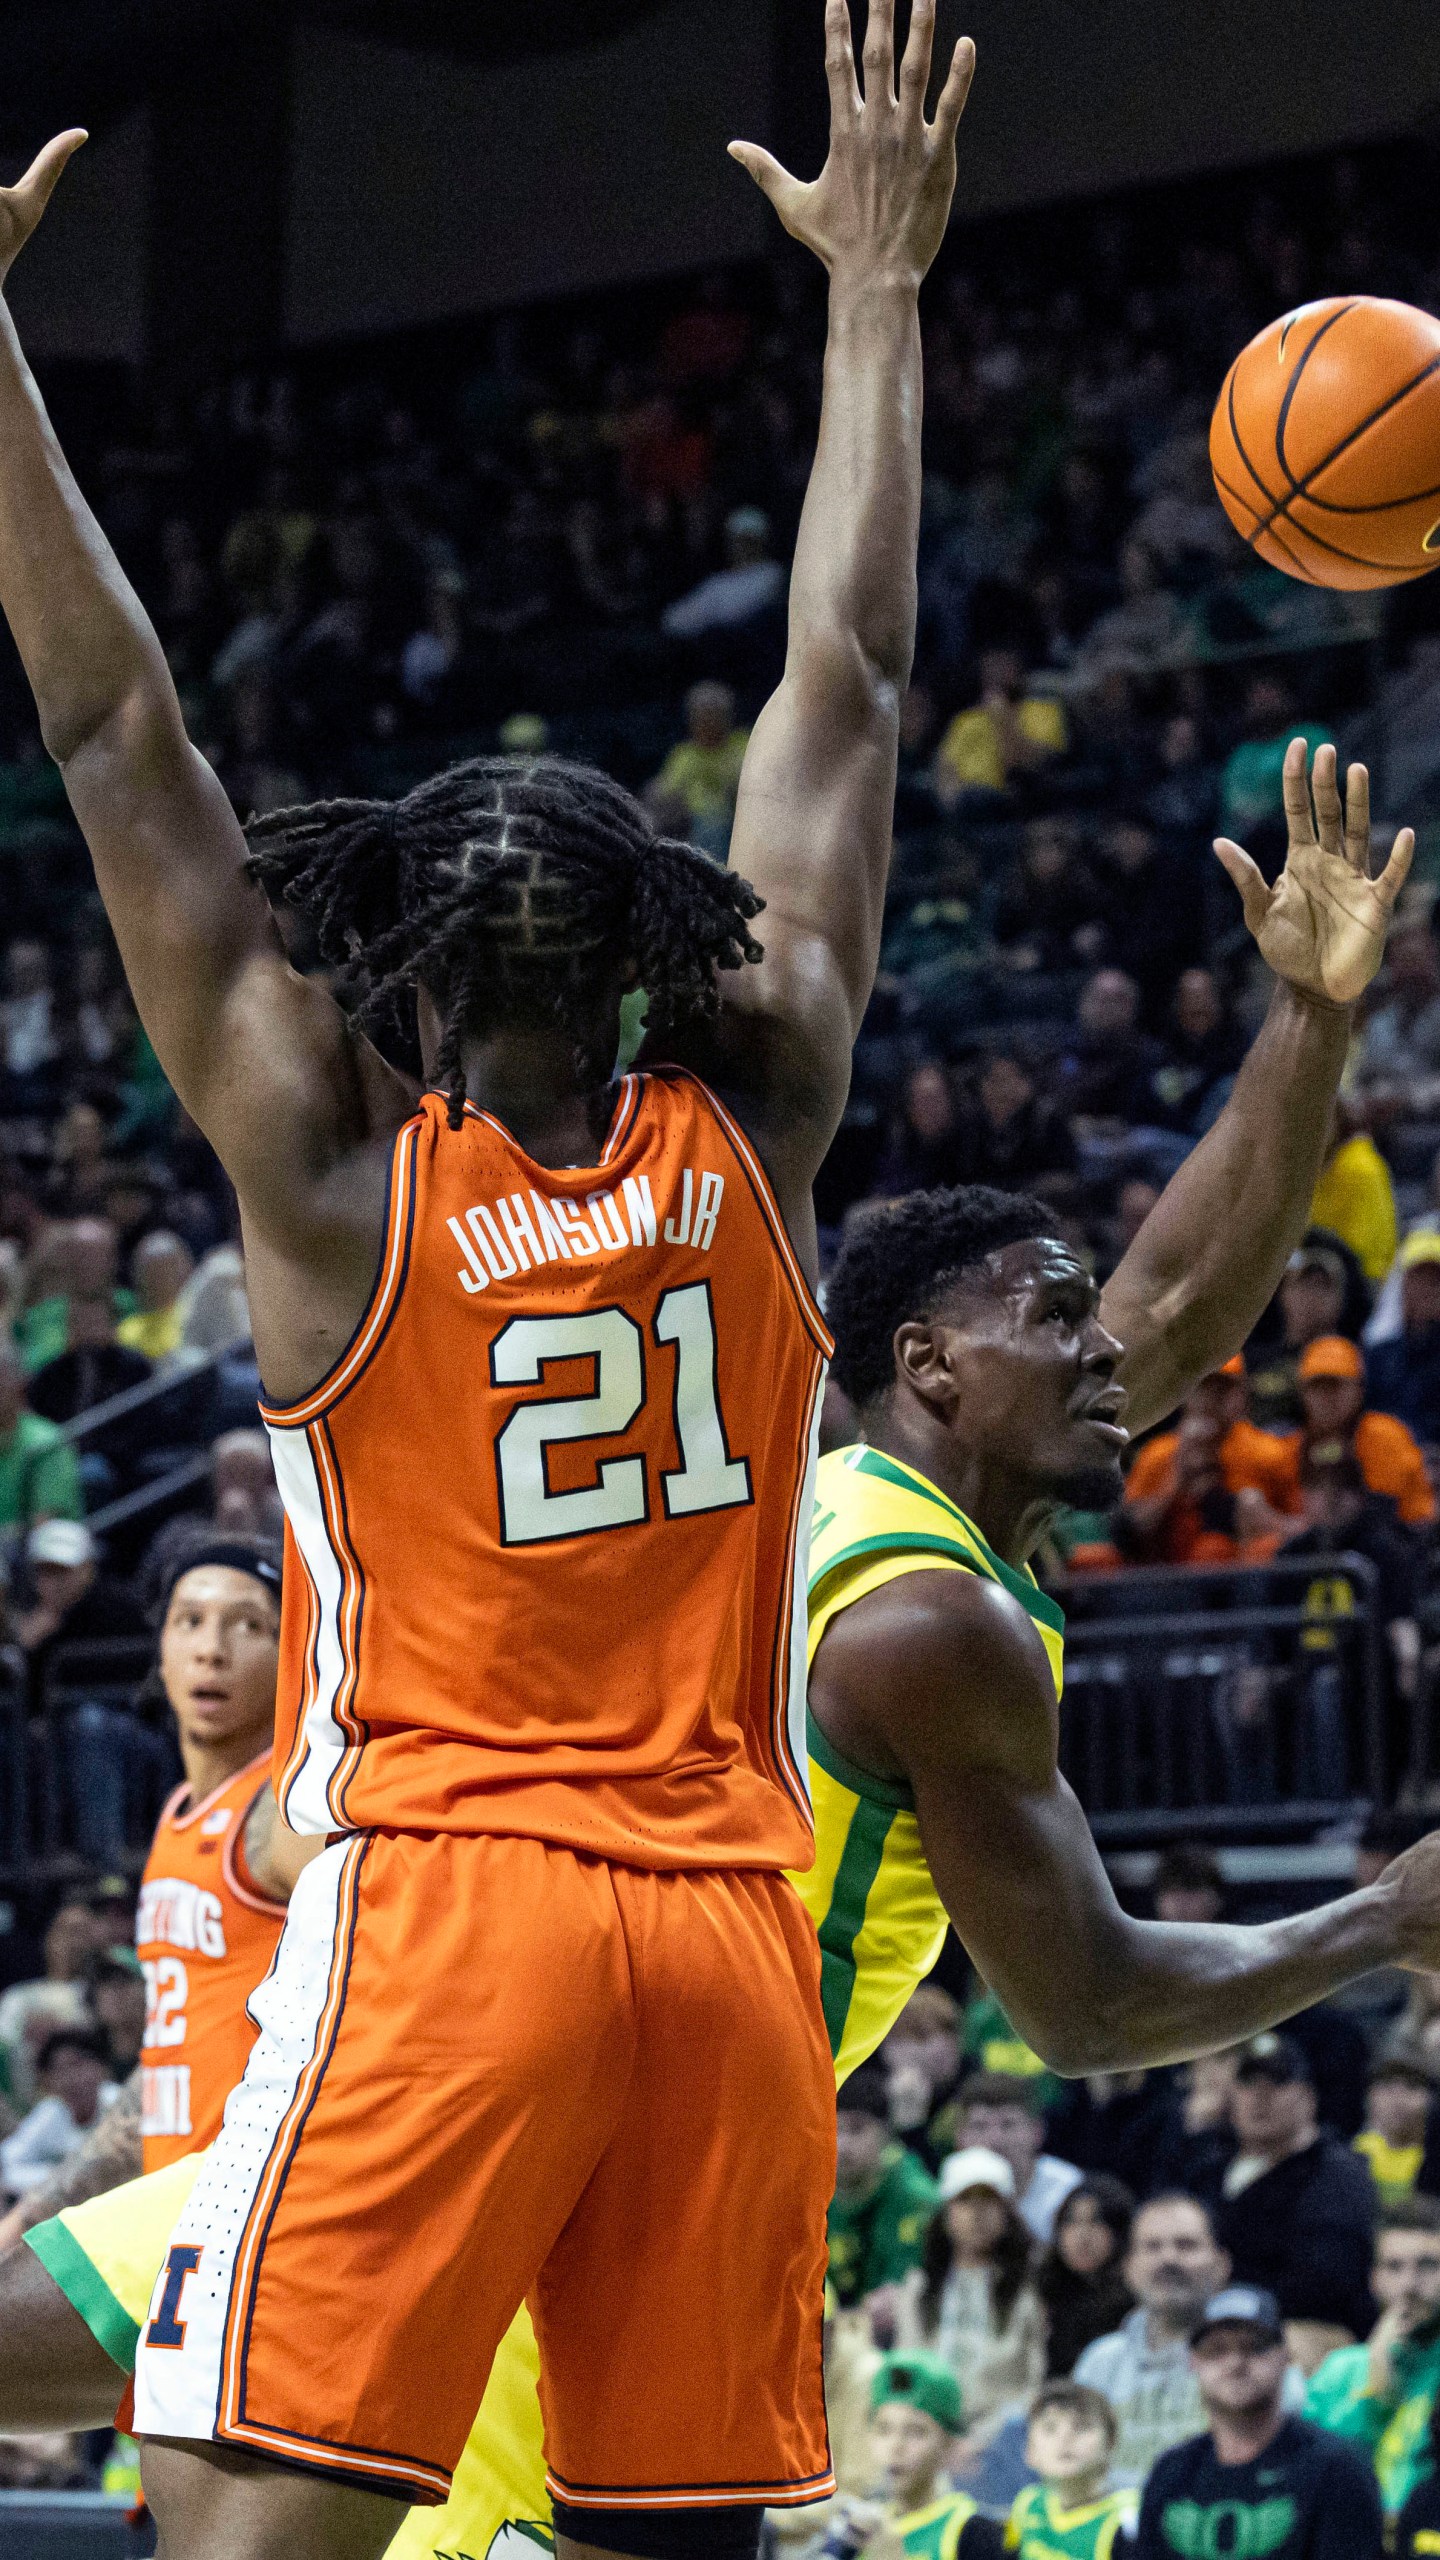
799, 1444, 1065, 2082
1352, 2127, 1424, 2203
1005, 2481, 1137, 2559
892, 2487, 984, 2560
28, 1442, 1052, 2560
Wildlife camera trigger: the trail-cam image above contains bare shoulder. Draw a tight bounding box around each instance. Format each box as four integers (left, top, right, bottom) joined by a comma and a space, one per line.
811, 1565, 1059, 1787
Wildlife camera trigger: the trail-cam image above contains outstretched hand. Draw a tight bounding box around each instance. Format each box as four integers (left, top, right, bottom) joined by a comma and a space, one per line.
1215, 738, 1414, 1009
728, 0, 974, 287
0, 131, 85, 288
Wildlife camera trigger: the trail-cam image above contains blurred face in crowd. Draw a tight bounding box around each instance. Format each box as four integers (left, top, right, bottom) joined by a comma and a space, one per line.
1026, 2400, 1112, 2488
1173, 969, 1223, 1044
159, 1566, 280, 1763
1023, 820, 1074, 884
57, 1102, 105, 1168
904, 1063, 955, 1146
1388, 921, 1440, 998
91, 1967, 147, 2069
133, 1229, 193, 1312
1230, 2068, 1316, 2161
44, 1899, 98, 1982
1280, 1264, 1344, 1348
1116, 1180, 1159, 1251
1078, 969, 1138, 1042
979, 647, 1024, 702
1160, 714, 1201, 771
1186, 1372, 1246, 1439
868, 2400, 952, 2511
1372, 2220, 1440, 2331
685, 681, 734, 752
1300, 1372, 1364, 1437
834, 2107, 888, 2199
5, 938, 50, 998
1192, 2326, 1287, 2426
1184, 2052, 1240, 2128
1403, 1261, 1440, 1335
1125, 2199, 1228, 2326
58, 1217, 118, 1300
43, 2041, 108, 2125
1300, 1467, 1364, 1538
1366, 2072, 1432, 2151
979, 1053, 1034, 1129
1099, 820, 1156, 877
1156, 1874, 1224, 1926
33, 1555, 96, 1620
945, 2184, 1011, 2260
958, 2098, 1041, 2187
1055, 2191, 1121, 2279
211, 1430, 279, 1531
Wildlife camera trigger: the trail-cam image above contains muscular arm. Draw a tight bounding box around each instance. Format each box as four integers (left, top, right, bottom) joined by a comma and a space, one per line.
0, 2070, 141, 2238
811, 1569, 1432, 2076
662, 2, 973, 1224
1101, 742, 1412, 1434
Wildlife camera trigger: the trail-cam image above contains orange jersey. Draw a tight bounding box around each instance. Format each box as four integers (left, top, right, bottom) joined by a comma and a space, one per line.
261, 1070, 831, 1869
137, 1753, 286, 2171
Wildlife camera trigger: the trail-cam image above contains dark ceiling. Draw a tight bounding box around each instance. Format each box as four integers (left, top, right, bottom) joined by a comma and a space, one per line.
0, 2, 671, 142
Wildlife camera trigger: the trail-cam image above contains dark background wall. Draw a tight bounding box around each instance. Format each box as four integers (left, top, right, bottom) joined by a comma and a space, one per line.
6, 0, 1440, 368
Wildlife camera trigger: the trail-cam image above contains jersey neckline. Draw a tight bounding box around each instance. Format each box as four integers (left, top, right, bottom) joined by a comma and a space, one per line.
445, 1070, 641, 1180
844, 1445, 1065, 1633
161, 1749, 273, 1833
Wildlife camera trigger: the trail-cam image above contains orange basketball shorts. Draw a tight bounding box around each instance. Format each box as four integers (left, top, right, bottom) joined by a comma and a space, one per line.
131, 1829, 836, 2511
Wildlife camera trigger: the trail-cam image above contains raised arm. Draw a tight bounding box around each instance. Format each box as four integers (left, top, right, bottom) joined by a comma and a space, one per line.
811, 1566, 1440, 2076
0, 138, 394, 1261
667, 0, 972, 1212
1101, 739, 1413, 1434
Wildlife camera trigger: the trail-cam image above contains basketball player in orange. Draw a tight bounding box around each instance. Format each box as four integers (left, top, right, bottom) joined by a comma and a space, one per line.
0, 6, 974, 2553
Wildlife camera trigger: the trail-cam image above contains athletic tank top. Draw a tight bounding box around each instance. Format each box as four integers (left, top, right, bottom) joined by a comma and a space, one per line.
794, 1445, 1065, 2079
261, 1071, 830, 1869
137, 1753, 285, 2171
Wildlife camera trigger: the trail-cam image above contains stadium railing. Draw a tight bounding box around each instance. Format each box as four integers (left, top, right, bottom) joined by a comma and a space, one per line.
1050, 1554, 1386, 1842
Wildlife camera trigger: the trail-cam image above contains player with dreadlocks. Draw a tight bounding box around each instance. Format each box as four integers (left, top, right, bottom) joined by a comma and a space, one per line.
0, 6, 973, 2557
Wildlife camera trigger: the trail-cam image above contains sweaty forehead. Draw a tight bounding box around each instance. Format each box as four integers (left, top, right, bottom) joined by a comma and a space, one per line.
982, 1237, 1095, 1304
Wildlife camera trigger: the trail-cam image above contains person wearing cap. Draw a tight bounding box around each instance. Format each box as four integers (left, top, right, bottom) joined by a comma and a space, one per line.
1135, 2286, 1384, 2558
1366, 1232, 1440, 1452
1215, 2036, 1377, 2349
953, 2072, 1083, 2246
1274, 1335, 1437, 1527
5, 1516, 154, 1860
659, 503, 785, 642
1119, 1356, 1300, 1565
829, 2063, 941, 2309
818, 2351, 994, 2560
1306, 2195, 1440, 2518
893, 2148, 1047, 2444
1248, 1235, 1368, 1431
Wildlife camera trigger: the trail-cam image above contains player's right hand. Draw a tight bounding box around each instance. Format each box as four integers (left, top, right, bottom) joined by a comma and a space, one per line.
728, 0, 974, 289
0, 131, 85, 287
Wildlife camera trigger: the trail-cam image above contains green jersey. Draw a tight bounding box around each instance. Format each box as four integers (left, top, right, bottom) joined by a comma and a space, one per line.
0, 1410, 83, 1530
1006, 2482, 1137, 2558
826, 2141, 938, 2305
1306, 2327, 1440, 2515
894, 2490, 982, 2560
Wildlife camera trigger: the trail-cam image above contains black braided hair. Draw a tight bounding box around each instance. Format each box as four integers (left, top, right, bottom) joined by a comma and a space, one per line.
244, 754, 765, 1126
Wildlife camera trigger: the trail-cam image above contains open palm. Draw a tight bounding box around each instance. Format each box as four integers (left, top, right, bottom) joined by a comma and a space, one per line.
1215, 738, 1414, 1009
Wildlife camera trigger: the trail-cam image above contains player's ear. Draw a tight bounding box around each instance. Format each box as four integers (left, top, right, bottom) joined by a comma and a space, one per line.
894, 1318, 954, 1415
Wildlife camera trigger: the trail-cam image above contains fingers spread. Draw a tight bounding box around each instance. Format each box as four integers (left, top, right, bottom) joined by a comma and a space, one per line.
861, 0, 897, 103
1310, 740, 1344, 858
1343, 759, 1371, 876
1377, 826, 1417, 909
1214, 837, 1271, 930
824, 0, 862, 117
899, 0, 937, 111
932, 33, 977, 134
1281, 735, 1317, 843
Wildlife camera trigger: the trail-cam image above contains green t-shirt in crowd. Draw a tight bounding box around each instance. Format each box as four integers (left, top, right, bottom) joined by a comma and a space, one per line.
826, 2140, 939, 2305
12, 1289, 136, 1373
0, 1410, 84, 1530
1006, 2481, 1138, 2558
1220, 724, 1327, 836
1306, 2326, 1440, 2515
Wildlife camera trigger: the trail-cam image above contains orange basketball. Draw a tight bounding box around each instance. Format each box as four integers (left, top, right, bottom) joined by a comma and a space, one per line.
1210, 295, 1440, 588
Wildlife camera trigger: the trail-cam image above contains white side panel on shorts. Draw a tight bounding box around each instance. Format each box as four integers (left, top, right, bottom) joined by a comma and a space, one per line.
265, 1424, 352, 1836
133, 1841, 352, 2442
783, 1376, 825, 1824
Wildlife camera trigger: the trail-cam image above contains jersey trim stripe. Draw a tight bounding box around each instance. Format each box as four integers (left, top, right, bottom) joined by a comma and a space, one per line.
25, 2216, 141, 2372
806, 1709, 915, 1814
851, 1449, 1066, 1632
222, 1782, 290, 1919
546, 2464, 837, 2510
663, 1070, 834, 1358
458, 1073, 639, 1172
267, 1431, 359, 1833
257, 1116, 421, 1429
156, 1751, 272, 1835
600, 1072, 641, 1163
768, 1359, 826, 1823
814, 1788, 896, 2059
311, 1421, 367, 1827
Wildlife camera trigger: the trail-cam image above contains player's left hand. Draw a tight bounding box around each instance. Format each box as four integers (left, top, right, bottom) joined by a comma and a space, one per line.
1215, 737, 1414, 1008
728, 0, 975, 289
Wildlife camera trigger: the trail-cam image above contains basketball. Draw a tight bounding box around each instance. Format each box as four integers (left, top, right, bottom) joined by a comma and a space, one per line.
1210, 294, 1440, 588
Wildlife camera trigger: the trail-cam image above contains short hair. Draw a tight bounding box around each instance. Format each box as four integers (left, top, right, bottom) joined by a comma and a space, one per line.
837, 2063, 891, 2125
1133, 2190, 1218, 2241
245, 754, 764, 1126
826, 1186, 1064, 1407
1153, 1844, 1225, 1899
960, 2070, 1043, 2117
35, 2026, 108, 2076
1028, 2380, 1118, 2451
1377, 2195, 1440, 2237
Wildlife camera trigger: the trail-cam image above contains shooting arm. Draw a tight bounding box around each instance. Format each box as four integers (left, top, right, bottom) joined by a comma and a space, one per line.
815, 1570, 1412, 2075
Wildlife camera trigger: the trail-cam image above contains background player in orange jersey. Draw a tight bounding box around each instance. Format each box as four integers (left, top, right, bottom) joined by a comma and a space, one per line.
0, 6, 975, 2554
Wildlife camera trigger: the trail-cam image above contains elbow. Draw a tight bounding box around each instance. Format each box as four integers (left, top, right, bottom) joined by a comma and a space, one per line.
45, 667, 175, 781
1017, 2013, 1133, 2079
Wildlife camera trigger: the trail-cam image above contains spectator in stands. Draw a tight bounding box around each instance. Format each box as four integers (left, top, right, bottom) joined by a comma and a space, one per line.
883, 1985, 965, 2175
879, 1061, 968, 1195
1119, 1356, 1298, 1565
1074, 535, 1190, 678
1136, 2285, 1384, 2560
1055, 971, 1176, 1174
1075, 2192, 1236, 2487
12, 1216, 129, 1373
1273, 1446, 1423, 1795
0, 937, 62, 1115
1356, 913, 1440, 1101
27, 1287, 152, 1498
829, 2063, 940, 2309
1306, 2197, 1440, 2522
5, 1518, 156, 1860
1275, 1338, 1436, 1528
992, 817, 1107, 977
946, 1047, 1079, 1197
1310, 1106, 1398, 1287
1219, 677, 1327, 842
824, 2353, 993, 2560
1092, 813, 1205, 1003
116, 1229, 194, 1362
660, 504, 783, 640
0, 2025, 117, 2200
893, 2148, 1047, 2442
1352, 2048, 1439, 2207
0, 1897, 95, 2113
1248, 1235, 1371, 1431
1146, 968, 1247, 1137
1149, 2053, 1245, 2204
649, 680, 749, 857
0, 1336, 81, 1538
1217, 2036, 1376, 2353
1153, 1843, 1225, 1923
954, 2073, 1084, 2243
1036, 2175, 1136, 2377
1047, 2067, 1183, 2198
1367, 1234, 1440, 1453
933, 646, 1067, 802
1396, 2401, 1440, 2558
1004, 2382, 1135, 2557
84, 1946, 146, 2078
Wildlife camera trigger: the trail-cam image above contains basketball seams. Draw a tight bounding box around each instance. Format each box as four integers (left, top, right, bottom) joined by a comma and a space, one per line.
1272, 300, 1356, 500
